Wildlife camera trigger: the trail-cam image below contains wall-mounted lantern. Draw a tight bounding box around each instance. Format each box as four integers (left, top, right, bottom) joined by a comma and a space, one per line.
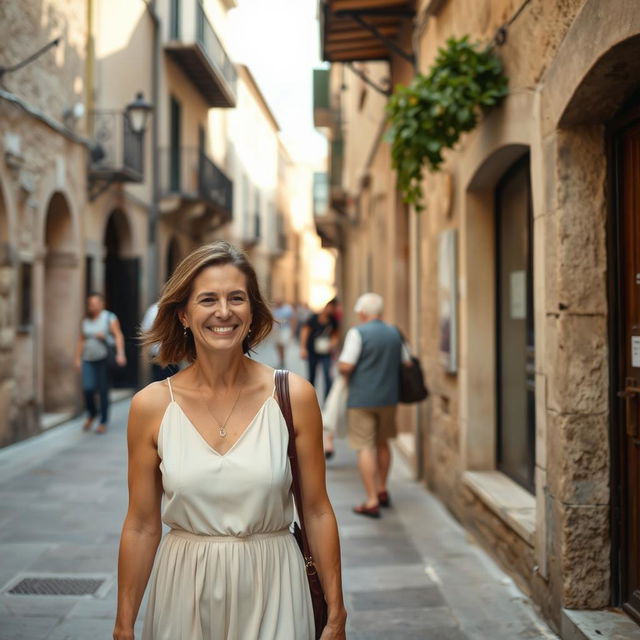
125, 92, 153, 135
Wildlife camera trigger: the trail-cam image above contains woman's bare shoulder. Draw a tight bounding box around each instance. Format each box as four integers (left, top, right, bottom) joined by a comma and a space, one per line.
287, 372, 319, 405
130, 380, 172, 421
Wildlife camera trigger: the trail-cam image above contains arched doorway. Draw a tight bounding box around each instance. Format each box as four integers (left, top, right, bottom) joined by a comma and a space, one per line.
43, 192, 78, 412
166, 235, 181, 282
103, 209, 140, 388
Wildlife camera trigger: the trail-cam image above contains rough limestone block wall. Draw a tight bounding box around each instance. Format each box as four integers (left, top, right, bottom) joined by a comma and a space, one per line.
544, 126, 610, 609
0, 255, 17, 446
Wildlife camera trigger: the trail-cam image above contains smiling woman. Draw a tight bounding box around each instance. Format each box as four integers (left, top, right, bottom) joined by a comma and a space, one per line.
143, 241, 273, 363
114, 241, 346, 640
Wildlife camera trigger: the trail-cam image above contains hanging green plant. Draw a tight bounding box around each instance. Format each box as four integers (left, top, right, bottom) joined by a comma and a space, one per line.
386, 36, 508, 211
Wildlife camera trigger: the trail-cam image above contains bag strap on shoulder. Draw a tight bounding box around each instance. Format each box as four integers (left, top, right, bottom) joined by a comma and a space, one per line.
274, 370, 315, 569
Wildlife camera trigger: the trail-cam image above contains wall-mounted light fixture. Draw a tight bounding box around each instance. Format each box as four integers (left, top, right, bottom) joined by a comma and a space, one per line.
125, 92, 153, 135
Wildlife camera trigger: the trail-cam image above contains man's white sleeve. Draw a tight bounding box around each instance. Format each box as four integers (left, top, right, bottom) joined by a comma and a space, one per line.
338, 328, 362, 365
401, 342, 412, 363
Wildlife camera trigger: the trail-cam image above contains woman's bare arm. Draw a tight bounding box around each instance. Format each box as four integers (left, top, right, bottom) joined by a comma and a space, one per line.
110, 316, 127, 366
289, 373, 347, 638
113, 387, 165, 639
299, 325, 311, 359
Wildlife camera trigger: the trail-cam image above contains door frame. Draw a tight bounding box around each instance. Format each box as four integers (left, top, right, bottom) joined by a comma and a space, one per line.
607, 97, 640, 618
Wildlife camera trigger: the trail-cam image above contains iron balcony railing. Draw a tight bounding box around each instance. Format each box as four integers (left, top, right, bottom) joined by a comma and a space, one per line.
89, 111, 144, 181
159, 147, 233, 215
196, 2, 237, 96
165, 0, 236, 107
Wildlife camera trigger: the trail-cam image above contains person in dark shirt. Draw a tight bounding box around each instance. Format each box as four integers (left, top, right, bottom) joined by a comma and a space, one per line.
299, 300, 339, 401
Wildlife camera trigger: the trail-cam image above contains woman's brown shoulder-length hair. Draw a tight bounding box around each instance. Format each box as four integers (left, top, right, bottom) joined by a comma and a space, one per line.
142, 241, 273, 366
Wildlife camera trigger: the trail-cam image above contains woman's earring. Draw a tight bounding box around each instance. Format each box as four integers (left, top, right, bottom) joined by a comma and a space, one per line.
183, 326, 188, 337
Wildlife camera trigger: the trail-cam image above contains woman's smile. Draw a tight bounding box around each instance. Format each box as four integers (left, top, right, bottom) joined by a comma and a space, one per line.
206, 325, 238, 336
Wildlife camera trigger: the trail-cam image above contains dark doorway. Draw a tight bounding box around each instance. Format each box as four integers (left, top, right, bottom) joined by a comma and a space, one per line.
612, 106, 640, 622
166, 236, 180, 281
170, 96, 182, 192
495, 155, 535, 493
104, 211, 140, 389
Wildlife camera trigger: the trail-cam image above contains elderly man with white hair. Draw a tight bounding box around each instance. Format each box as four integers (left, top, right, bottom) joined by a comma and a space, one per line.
337, 293, 412, 518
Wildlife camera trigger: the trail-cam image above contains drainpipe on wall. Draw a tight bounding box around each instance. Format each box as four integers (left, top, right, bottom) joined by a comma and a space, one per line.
144, 0, 161, 302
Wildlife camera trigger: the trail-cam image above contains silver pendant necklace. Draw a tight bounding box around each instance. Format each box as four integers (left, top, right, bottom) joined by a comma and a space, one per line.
204, 383, 244, 438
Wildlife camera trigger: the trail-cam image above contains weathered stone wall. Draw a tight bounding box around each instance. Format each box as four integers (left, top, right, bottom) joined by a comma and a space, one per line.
0, 0, 87, 129
0, 0, 88, 444
412, 0, 619, 628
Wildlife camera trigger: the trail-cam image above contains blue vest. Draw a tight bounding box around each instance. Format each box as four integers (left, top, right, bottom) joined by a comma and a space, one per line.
347, 320, 402, 408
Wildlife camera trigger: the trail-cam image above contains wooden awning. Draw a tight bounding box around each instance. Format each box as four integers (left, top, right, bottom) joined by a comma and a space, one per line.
320, 0, 415, 63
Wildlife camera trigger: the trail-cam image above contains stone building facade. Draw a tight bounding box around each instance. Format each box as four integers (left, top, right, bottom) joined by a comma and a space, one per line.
318, 0, 640, 633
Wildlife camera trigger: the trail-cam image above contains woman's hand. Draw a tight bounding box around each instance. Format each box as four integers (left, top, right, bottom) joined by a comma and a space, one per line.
116, 353, 127, 367
112, 624, 134, 640
319, 611, 347, 639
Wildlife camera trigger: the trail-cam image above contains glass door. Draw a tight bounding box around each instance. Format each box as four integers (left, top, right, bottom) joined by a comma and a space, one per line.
495, 155, 536, 493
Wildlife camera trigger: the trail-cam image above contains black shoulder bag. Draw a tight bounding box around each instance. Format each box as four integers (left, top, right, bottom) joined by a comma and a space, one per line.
397, 328, 429, 403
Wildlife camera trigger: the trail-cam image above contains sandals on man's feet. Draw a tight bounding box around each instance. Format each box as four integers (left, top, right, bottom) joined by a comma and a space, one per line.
95, 424, 107, 434
353, 503, 381, 519
378, 491, 391, 508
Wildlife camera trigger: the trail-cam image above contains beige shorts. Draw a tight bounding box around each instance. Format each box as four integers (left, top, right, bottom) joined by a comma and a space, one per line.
347, 406, 397, 450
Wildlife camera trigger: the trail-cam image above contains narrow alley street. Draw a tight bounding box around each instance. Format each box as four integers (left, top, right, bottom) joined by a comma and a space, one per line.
0, 339, 557, 640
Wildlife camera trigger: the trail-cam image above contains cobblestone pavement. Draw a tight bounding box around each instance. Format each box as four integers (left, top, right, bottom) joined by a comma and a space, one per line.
0, 337, 558, 639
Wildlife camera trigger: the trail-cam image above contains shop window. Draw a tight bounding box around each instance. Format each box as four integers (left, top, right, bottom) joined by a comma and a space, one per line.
495, 155, 535, 492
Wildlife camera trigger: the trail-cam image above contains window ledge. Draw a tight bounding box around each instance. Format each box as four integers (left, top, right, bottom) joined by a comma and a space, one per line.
462, 470, 536, 546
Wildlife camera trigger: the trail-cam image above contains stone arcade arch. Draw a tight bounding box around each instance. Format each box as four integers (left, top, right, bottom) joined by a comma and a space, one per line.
42, 192, 79, 413
103, 209, 140, 388
0, 180, 14, 443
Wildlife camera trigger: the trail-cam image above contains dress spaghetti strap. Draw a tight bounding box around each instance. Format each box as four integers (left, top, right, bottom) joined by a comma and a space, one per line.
166, 376, 175, 403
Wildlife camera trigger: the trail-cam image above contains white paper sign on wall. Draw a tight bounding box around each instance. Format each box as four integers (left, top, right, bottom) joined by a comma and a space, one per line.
510, 270, 526, 320
632, 336, 640, 369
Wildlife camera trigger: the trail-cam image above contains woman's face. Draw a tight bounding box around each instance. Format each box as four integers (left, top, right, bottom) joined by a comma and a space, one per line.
180, 264, 253, 355
87, 295, 104, 317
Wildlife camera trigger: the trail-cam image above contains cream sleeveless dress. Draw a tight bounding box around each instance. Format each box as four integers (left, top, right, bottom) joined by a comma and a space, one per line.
142, 375, 314, 640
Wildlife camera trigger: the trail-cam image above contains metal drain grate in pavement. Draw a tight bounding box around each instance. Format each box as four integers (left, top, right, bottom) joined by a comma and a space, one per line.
8, 577, 105, 596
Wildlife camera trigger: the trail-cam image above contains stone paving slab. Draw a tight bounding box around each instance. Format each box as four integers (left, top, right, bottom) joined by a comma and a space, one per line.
0, 337, 560, 639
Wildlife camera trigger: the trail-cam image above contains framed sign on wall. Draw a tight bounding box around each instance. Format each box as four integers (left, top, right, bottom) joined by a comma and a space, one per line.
438, 229, 457, 374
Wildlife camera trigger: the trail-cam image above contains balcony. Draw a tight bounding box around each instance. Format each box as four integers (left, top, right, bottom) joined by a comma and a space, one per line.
313, 69, 333, 128
320, 0, 415, 63
159, 147, 233, 222
164, 0, 237, 107
313, 171, 343, 249
89, 111, 144, 183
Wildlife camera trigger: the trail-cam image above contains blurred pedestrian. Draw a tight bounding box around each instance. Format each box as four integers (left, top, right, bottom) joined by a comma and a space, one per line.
337, 293, 412, 518
114, 241, 346, 640
294, 301, 312, 340
272, 298, 295, 369
141, 301, 179, 381
74, 292, 126, 434
329, 297, 343, 326
299, 299, 339, 401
